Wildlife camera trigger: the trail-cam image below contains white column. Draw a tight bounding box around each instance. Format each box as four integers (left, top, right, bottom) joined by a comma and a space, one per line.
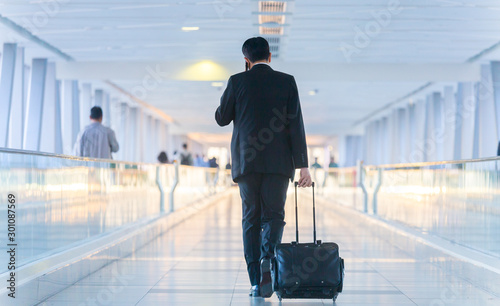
137, 109, 144, 162
431, 92, 444, 162
472, 83, 480, 159
0, 43, 17, 147
489, 62, 500, 153
129, 107, 139, 162
374, 120, 382, 164
143, 114, 153, 163
103, 92, 111, 126
71, 81, 80, 148
8, 46, 25, 149
453, 87, 463, 160
23, 64, 30, 141
54, 80, 63, 154
442, 86, 456, 161
23, 58, 48, 151
412, 99, 427, 163
380, 117, 389, 164
346, 135, 353, 166
337, 135, 347, 167
61, 80, 80, 155
388, 110, 397, 163
457, 83, 476, 159
94, 89, 103, 106
353, 135, 363, 164
117, 102, 129, 161
80, 83, 92, 129
371, 121, 376, 164
158, 121, 166, 153
396, 108, 406, 163
40, 62, 57, 153
165, 122, 172, 157
406, 103, 416, 163
153, 118, 161, 160
363, 123, 372, 164
476, 64, 497, 157
423, 94, 434, 162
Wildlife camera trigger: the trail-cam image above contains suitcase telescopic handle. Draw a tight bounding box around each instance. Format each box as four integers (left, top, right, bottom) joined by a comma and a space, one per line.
294, 181, 316, 244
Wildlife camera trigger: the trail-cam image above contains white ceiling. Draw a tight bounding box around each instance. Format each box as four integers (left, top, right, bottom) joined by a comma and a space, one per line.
1, 0, 500, 139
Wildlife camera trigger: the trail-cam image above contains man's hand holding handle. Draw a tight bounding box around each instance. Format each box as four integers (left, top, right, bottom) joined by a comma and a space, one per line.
297, 168, 312, 187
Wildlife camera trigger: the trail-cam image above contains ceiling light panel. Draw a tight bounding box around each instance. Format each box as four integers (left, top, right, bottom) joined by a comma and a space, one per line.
259, 15, 286, 24
264, 37, 281, 44
269, 45, 279, 52
259, 26, 284, 35
259, 1, 287, 13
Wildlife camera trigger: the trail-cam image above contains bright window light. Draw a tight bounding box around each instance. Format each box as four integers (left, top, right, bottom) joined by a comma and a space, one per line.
181, 27, 200, 32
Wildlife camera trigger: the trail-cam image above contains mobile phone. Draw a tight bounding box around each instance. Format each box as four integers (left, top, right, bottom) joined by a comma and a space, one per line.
245, 62, 249, 71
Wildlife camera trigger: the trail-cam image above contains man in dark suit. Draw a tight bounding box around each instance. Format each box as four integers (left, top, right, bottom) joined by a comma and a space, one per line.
215, 37, 312, 298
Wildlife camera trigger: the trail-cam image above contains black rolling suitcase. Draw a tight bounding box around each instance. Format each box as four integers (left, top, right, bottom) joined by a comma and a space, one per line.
272, 182, 344, 302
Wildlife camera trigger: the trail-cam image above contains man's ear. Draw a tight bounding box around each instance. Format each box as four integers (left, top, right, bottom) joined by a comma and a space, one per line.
268, 53, 272, 63
244, 57, 251, 65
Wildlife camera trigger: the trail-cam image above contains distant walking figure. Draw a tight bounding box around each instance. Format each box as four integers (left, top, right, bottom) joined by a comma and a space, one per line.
179, 143, 194, 166
74, 106, 119, 159
215, 37, 312, 298
158, 151, 169, 164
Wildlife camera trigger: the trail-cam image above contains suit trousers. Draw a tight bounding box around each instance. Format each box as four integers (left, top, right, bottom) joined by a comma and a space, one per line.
237, 172, 290, 286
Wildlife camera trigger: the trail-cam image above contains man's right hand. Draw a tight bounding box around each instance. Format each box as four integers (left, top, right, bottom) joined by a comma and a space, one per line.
298, 168, 312, 187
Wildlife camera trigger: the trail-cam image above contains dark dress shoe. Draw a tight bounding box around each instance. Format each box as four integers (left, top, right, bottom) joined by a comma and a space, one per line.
259, 258, 273, 298
249, 285, 260, 297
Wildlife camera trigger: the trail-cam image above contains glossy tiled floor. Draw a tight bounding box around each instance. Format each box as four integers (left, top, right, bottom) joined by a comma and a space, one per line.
39, 189, 500, 306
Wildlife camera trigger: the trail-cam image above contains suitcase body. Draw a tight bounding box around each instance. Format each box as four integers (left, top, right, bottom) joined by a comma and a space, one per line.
272, 182, 344, 302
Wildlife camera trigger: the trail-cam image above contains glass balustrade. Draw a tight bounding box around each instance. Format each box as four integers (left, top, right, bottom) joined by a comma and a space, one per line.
0, 149, 228, 273
320, 158, 500, 258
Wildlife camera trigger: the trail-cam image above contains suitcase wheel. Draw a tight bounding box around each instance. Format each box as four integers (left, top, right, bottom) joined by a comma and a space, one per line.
276, 293, 282, 302
333, 292, 339, 303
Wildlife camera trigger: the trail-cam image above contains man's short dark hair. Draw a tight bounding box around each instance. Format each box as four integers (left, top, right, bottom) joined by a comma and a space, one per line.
90, 106, 103, 119
242, 37, 270, 63
182, 143, 188, 149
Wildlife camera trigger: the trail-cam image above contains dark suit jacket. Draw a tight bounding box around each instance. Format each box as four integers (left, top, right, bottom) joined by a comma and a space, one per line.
215, 64, 308, 181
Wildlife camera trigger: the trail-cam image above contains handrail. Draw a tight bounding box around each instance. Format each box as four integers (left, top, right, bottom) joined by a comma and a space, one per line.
3, 147, 499, 172
321, 157, 500, 172
0, 148, 230, 170
326, 167, 356, 172
0, 147, 156, 166
364, 156, 500, 170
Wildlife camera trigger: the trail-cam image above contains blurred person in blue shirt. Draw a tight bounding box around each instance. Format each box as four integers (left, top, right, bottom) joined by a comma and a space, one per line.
74, 106, 119, 159
329, 156, 338, 168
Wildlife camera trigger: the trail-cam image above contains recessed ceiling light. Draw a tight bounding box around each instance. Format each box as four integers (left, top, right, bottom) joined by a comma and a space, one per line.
308, 90, 318, 96
211, 82, 224, 87
259, 15, 286, 25
259, 26, 283, 35
259, 1, 287, 13
182, 27, 199, 32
